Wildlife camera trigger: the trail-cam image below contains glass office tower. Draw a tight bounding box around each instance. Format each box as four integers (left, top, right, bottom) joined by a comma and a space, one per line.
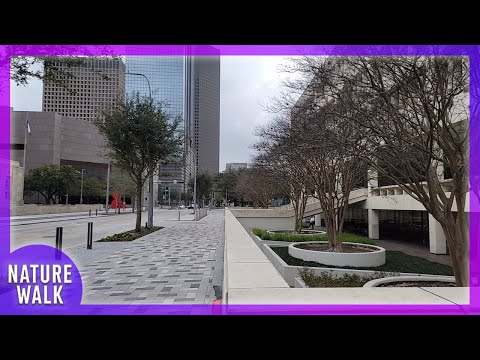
125, 50, 220, 205
125, 55, 193, 205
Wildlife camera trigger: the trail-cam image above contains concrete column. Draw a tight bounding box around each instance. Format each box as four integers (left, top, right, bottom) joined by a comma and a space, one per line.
428, 214, 447, 254
315, 213, 321, 226
368, 209, 379, 239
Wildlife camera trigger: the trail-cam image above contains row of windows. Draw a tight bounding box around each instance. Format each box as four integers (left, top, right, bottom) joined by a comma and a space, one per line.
46, 80, 119, 86
45, 104, 110, 108
45, 85, 118, 90
45, 101, 116, 108
49, 60, 123, 70
45, 90, 118, 95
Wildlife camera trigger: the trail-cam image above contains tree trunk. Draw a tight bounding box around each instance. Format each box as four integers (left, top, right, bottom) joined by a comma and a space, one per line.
299, 191, 308, 231
135, 184, 143, 232
441, 213, 470, 287
326, 213, 335, 251
332, 211, 343, 252
292, 193, 299, 233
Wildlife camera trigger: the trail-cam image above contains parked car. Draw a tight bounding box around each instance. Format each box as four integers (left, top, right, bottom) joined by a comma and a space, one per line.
188, 205, 194, 209
179, 205, 185, 209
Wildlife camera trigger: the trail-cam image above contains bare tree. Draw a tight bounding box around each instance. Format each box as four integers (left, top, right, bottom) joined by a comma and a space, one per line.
292, 100, 368, 251
284, 56, 470, 285
234, 167, 278, 209
257, 98, 367, 248
254, 117, 311, 233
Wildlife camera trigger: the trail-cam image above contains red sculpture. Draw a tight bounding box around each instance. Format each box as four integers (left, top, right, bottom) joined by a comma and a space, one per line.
111, 191, 127, 209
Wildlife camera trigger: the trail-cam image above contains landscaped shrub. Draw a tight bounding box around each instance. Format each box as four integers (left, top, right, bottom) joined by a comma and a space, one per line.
252, 228, 375, 245
299, 267, 386, 288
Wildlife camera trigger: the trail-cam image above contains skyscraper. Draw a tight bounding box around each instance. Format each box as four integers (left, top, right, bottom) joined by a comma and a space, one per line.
192, 55, 221, 175
42, 57, 126, 122
125, 49, 220, 203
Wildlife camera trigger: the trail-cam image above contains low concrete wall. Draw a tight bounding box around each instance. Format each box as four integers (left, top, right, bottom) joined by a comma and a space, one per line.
363, 276, 455, 287
235, 217, 295, 232
11, 203, 104, 216
230, 208, 293, 218
223, 210, 290, 304
288, 242, 386, 267
196, 208, 208, 220
294, 277, 307, 288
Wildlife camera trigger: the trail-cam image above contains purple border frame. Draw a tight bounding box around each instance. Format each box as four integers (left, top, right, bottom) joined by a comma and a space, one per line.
0, 45, 478, 315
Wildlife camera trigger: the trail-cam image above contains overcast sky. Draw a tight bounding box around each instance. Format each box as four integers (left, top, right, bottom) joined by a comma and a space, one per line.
10, 56, 294, 171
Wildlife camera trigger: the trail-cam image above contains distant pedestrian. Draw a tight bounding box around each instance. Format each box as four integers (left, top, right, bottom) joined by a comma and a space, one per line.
309, 216, 315, 229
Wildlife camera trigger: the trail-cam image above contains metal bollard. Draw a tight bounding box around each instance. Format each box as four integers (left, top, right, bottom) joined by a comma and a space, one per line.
87, 222, 93, 249
178, 211, 180, 221
89, 209, 91, 217
55, 227, 63, 259
96, 209, 98, 216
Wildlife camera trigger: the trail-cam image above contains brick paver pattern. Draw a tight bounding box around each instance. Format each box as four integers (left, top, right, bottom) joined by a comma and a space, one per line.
68, 210, 224, 304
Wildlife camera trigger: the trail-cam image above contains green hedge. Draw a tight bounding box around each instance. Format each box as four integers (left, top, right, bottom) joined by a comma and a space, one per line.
252, 228, 375, 245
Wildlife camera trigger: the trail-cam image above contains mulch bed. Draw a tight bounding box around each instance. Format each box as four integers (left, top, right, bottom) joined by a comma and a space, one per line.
97, 226, 163, 242
295, 243, 374, 253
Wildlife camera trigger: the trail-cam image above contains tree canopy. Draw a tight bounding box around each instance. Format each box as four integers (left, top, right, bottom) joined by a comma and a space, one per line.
24, 164, 80, 204
95, 93, 182, 231
188, 171, 213, 206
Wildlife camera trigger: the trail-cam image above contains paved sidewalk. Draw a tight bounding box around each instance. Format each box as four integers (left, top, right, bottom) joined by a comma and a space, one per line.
69, 210, 225, 304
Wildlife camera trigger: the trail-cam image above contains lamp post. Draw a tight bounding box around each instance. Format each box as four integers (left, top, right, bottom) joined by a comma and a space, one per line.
126, 72, 154, 228
80, 168, 86, 204
193, 151, 197, 219
105, 163, 110, 215
187, 137, 197, 220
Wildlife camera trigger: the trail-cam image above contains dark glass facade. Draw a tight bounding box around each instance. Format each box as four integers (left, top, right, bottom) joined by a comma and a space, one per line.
379, 210, 429, 246
344, 206, 368, 236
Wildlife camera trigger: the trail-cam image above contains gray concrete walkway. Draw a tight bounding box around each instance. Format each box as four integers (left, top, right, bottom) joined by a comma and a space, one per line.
374, 239, 452, 266
68, 209, 225, 304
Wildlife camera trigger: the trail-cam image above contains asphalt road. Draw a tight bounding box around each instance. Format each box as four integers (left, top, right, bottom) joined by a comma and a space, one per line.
10, 209, 195, 255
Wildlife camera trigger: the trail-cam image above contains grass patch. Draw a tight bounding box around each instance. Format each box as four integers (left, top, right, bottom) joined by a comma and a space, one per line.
98, 226, 163, 242
299, 268, 385, 287
272, 246, 454, 276
252, 228, 375, 245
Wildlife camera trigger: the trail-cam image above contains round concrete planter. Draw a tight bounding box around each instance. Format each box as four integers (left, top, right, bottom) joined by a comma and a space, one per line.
267, 230, 327, 236
363, 275, 455, 287
288, 241, 386, 267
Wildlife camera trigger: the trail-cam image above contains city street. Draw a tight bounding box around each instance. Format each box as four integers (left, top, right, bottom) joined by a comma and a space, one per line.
10, 209, 195, 255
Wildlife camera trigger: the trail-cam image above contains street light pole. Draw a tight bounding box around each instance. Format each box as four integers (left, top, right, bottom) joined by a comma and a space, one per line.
190, 140, 197, 220
80, 168, 86, 204
126, 72, 154, 228
105, 163, 110, 215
